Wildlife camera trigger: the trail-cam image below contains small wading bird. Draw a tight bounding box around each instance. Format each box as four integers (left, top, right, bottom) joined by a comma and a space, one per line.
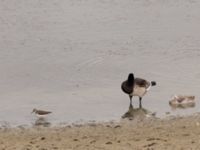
121, 73, 156, 108
32, 108, 52, 116
169, 95, 195, 109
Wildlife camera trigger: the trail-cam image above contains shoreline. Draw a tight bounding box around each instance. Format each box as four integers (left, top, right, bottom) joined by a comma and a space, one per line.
1, 114, 200, 149
0, 111, 198, 128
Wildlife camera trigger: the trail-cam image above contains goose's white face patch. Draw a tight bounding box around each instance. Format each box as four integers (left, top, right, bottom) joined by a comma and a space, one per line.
131, 85, 147, 97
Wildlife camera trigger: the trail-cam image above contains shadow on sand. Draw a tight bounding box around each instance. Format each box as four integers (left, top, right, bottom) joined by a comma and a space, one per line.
122, 104, 156, 120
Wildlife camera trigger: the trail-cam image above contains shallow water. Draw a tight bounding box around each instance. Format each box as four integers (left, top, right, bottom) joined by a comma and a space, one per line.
1, 0, 200, 126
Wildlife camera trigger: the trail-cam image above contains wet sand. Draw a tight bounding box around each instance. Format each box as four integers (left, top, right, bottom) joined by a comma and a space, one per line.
1, 114, 200, 150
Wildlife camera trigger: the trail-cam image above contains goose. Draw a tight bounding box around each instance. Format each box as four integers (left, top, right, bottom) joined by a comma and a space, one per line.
31, 108, 52, 116
121, 73, 156, 108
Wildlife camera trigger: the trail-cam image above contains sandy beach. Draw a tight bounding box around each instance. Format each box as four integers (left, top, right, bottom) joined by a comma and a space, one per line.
1, 115, 200, 150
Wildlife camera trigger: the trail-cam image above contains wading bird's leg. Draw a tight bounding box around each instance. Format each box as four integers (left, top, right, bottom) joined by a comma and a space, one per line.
139, 97, 142, 108
129, 95, 133, 105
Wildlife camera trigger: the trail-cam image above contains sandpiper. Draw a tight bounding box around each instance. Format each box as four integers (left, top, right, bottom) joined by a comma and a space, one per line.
32, 108, 52, 116
121, 73, 156, 108
169, 95, 195, 108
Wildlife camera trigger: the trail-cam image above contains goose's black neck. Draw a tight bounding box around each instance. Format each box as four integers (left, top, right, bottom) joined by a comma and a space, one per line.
127, 73, 134, 86
121, 73, 134, 94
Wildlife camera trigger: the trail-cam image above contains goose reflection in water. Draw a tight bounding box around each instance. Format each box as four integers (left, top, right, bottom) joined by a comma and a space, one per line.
122, 104, 156, 120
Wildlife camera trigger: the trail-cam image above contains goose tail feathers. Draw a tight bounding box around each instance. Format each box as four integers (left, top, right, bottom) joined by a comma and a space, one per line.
151, 81, 156, 86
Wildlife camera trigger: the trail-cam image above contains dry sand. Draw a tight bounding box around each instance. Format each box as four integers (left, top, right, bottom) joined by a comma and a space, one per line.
1, 114, 200, 150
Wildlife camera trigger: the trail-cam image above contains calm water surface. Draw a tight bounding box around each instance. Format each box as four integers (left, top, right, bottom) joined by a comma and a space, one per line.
1, 0, 200, 126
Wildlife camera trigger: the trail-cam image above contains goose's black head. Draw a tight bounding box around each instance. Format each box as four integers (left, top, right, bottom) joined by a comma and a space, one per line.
127, 73, 134, 86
